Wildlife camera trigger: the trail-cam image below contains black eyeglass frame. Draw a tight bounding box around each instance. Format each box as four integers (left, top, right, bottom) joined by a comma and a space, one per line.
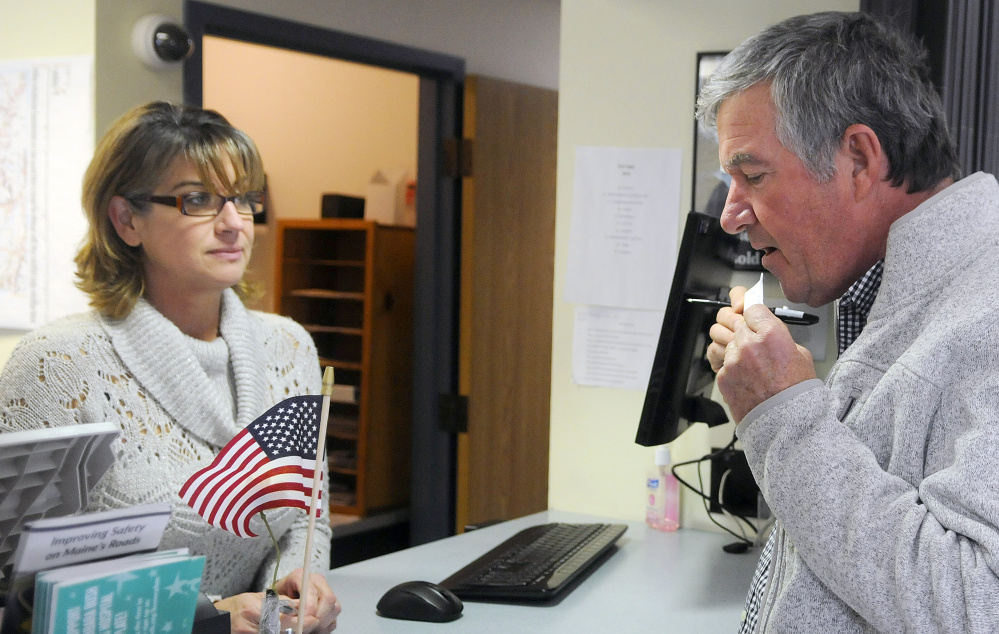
127, 192, 266, 216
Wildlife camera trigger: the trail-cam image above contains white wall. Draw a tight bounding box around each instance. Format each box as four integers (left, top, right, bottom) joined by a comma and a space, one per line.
93, 0, 560, 135
94, 0, 185, 134
550, 0, 859, 528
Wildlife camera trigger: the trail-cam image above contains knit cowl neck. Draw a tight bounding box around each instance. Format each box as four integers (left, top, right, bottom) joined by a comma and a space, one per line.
100, 289, 268, 448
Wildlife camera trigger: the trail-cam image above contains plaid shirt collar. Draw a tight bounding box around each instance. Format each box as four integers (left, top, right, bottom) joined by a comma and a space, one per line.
836, 259, 884, 355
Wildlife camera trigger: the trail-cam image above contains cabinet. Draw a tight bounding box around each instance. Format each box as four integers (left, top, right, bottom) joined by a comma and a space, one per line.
275, 219, 414, 517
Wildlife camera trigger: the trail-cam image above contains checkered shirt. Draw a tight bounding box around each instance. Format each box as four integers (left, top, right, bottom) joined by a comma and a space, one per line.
836, 260, 885, 355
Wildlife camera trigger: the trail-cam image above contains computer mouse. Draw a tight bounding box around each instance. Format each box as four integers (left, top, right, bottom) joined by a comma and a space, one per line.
376, 580, 464, 622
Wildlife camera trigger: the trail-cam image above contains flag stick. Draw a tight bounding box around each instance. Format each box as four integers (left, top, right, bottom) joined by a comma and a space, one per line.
296, 366, 333, 634
261, 511, 281, 590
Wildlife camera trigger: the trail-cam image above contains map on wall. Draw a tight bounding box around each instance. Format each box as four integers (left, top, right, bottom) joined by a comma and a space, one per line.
0, 56, 92, 330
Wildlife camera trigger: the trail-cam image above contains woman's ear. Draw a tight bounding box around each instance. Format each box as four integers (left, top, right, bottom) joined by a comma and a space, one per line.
108, 196, 142, 247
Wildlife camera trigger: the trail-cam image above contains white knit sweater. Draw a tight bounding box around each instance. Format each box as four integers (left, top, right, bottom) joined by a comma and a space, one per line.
0, 290, 331, 597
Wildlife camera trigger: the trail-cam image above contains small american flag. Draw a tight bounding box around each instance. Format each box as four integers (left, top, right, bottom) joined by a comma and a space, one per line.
180, 395, 324, 538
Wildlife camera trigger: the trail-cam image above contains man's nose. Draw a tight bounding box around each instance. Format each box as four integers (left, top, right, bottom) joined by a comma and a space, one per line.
719, 182, 756, 235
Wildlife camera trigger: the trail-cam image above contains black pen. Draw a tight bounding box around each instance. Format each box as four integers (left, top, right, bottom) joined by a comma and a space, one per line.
685, 297, 820, 326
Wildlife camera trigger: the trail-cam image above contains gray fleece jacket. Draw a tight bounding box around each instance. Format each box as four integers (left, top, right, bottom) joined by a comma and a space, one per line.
737, 172, 999, 633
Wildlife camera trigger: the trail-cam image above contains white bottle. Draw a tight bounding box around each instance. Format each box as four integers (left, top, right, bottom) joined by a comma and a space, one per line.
645, 445, 679, 531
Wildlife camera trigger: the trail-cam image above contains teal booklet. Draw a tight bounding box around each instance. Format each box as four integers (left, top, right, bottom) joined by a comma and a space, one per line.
31, 549, 204, 634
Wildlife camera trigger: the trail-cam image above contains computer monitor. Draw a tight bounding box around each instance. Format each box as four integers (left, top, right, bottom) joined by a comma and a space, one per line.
634, 211, 763, 446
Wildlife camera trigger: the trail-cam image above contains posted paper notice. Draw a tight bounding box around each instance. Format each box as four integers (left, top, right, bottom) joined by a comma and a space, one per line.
572, 306, 664, 390
565, 146, 681, 310
0, 56, 92, 329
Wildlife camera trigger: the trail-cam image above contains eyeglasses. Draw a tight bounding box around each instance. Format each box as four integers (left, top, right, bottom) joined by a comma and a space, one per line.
128, 191, 266, 217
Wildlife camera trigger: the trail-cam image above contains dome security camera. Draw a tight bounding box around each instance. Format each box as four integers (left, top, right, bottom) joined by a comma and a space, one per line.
131, 14, 194, 71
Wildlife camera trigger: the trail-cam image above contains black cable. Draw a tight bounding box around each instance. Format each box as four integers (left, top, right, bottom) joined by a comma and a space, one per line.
696, 456, 755, 541
670, 436, 734, 505
670, 435, 757, 545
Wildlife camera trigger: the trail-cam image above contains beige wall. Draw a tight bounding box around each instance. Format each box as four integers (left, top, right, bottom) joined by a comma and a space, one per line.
199, 0, 560, 90
550, 0, 859, 528
204, 37, 418, 213
0, 3, 95, 57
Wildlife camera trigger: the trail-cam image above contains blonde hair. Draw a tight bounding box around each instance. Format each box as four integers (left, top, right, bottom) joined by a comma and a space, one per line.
75, 101, 265, 319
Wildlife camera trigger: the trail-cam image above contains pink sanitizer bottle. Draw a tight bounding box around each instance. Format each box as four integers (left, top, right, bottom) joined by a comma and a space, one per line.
645, 445, 679, 531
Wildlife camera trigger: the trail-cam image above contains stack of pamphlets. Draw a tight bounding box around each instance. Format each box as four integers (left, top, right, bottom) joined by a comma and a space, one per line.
30, 548, 204, 634
0, 503, 186, 634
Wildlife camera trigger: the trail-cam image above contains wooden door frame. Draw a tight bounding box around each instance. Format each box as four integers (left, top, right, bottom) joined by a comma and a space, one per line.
183, 1, 464, 545
457, 76, 556, 531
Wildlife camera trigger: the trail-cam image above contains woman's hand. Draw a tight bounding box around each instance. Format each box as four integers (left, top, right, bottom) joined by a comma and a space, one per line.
212, 568, 341, 633
273, 568, 341, 633
213, 592, 272, 634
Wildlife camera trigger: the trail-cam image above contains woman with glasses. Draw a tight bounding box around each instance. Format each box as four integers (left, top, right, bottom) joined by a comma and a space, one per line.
0, 102, 340, 633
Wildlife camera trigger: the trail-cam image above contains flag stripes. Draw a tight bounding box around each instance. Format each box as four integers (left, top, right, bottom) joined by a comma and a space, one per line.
179, 395, 324, 538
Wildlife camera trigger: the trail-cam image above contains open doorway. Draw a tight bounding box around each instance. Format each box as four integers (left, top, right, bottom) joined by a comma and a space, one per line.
184, 1, 464, 549
201, 36, 420, 312
203, 36, 420, 565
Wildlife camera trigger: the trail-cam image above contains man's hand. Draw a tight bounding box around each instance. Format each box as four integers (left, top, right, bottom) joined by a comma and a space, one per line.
716, 303, 816, 422
707, 287, 747, 372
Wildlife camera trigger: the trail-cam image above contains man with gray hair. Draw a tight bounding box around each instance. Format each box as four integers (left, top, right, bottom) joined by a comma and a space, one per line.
699, 11, 999, 633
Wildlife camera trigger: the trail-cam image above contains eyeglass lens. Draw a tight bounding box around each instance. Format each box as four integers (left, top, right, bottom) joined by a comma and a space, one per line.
183, 192, 264, 216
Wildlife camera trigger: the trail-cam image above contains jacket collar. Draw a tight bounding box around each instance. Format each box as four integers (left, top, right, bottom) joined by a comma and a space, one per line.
879, 172, 999, 309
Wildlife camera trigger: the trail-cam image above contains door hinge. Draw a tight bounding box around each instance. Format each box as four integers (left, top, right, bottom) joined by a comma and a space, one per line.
438, 393, 469, 433
443, 138, 474, 178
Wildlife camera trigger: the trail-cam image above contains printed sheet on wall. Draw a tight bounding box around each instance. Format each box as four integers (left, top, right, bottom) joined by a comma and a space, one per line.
0, 56, 92, 330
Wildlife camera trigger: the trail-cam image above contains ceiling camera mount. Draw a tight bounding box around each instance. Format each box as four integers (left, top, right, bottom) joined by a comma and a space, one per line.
131, 14, 194, 71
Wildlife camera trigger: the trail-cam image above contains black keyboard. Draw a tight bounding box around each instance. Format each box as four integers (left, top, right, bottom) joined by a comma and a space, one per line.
439, 522, 627, 601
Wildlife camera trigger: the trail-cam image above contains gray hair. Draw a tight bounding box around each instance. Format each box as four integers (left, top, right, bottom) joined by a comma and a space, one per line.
695, 11, 961, 193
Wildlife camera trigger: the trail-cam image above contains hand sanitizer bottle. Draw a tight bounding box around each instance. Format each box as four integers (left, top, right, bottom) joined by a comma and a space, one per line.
645, 446, 679, 531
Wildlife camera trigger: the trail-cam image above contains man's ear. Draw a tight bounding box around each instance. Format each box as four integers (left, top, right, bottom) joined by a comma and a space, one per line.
108, 196, 142, 247
842, 124, 886, 202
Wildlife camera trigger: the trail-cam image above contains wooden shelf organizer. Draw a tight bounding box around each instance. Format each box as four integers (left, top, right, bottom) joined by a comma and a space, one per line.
275, 218, 414, 516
